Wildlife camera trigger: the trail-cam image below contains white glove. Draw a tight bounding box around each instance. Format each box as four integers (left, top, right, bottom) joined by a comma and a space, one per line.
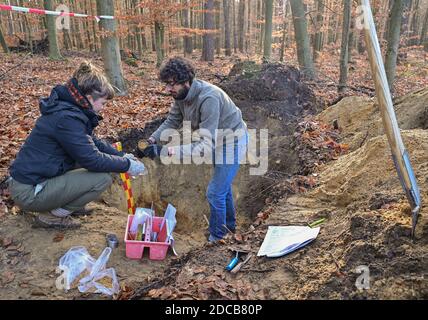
127, 159, 147, 177
123, 153, 138, 161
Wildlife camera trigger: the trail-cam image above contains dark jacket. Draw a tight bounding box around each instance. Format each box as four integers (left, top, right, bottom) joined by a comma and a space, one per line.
10, 79, 130, 185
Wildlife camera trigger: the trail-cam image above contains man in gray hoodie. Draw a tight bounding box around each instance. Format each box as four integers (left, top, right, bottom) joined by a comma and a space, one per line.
140, 57, 248, 242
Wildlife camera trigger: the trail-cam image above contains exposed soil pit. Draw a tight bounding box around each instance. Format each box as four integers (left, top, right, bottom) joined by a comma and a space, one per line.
123, 88, 428, 300
102, 63, 324, 232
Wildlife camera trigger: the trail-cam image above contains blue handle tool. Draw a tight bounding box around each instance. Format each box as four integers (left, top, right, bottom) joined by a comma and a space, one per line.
225, 252, 239, 271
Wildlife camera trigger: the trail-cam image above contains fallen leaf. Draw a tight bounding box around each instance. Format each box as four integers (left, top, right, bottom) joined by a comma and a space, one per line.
147, 288, 163, 298
234, 233, 243, 242
2, 237, 13, 247
2, 271, 15, 284
193, 266, 207, 274
53, 233, 65, 243
160, 288, 173, 299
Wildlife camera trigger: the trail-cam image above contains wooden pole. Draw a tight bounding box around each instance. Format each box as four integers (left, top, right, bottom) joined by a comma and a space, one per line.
360, 0, 421, 237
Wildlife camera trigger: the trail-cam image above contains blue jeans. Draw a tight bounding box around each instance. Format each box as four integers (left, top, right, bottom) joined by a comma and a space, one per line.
207, 133, 248, 240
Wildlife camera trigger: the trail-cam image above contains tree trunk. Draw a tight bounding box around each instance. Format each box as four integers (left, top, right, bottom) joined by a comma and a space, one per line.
69, 8, 77, 48
191, 2, 197, 50
96, 0, 127, 95
71, 1, 84, 50
183, 1, 193, 56
202, 0, 215, 61
197, 0, 203, 50
280, 20, 287, 62
348, 14, 355, 62
385, 0, 404, 90
151, 26, 156, 52
59, 0, 73, 51
338, 0, 351, 93
63, 28, 71, 50
263, 0, 273, 60
419, 7, 428, 49
44, 0, 62, 60
332, 14, 340, 44
83, 0, 94, 52
133, 1, 143, 56
41, 16, 48, 38
0, 16, 10, 53
406, 0, 419, 45
90, 0, 99, 53
223, 0, 232, 55
238, 0, 245, 52
155, 21, 165, 67
246, 0, 252, 54
313, 0, 324, 60
290, 0, 316, 79
280, 1, 290, 62
6, 0, 14, 36
381, 0, 391, 41
17, 0, 25, 34
258, 0, 265, 53
233, 0, 238, 53
24, 16, 33, 53
215, 0, 221, 55
142, 26, 148, 50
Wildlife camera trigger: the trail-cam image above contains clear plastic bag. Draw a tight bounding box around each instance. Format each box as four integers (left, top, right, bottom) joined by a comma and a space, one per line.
78, 267, 119, 296
58, 246, 95, 291
58, 246, 119, 296
129, 208, 152, 235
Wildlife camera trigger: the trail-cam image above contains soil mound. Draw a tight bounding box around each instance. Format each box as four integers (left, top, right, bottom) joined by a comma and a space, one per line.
128, 90, 428, 300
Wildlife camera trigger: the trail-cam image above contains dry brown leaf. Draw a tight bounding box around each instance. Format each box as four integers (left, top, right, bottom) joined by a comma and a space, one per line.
2, 237, 13, 247
160, 288, 173, 299
234, 233, 243, 242
53, 233, 65, 243
147, 288, 166, 298
193, 266, 207, 274
2, 271, 15, 284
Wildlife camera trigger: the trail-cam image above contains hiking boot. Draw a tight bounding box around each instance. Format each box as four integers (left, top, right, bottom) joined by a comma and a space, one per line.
71, 206, 94, 216
32, 212, 81, 229
208, 234, 222, 243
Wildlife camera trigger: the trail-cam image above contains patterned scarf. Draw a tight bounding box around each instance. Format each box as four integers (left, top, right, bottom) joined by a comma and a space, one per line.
65, 78, 102, 128
66, 78, 92, 109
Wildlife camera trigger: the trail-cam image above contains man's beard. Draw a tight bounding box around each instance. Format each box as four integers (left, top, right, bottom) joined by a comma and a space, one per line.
173, 86, 190, 100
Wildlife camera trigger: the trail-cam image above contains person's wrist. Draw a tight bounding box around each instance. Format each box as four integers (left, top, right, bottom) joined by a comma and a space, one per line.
148, 137, 156, 144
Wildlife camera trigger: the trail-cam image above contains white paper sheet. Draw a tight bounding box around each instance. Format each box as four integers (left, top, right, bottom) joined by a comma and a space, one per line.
257, 226, 320, 257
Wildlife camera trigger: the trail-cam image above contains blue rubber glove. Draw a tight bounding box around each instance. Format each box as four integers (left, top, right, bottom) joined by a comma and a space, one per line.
127, 159, 146, 176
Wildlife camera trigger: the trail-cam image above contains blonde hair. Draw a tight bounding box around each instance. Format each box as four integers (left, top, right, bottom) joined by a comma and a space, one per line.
73, 61, 115, 100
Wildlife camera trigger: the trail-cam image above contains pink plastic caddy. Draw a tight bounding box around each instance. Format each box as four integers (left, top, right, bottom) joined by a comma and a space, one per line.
124, 215, 170, 260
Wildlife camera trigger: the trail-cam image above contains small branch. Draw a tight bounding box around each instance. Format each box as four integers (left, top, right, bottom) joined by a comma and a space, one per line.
8, 111, 33, 126
358, 130, 370, 148
0, 52, 32, 81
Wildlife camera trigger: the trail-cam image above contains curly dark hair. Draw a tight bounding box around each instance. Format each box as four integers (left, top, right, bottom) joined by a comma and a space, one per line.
159, 57, 196, 84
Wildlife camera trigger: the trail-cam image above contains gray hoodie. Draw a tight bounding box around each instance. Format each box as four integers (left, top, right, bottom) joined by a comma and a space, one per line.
150, 79, 246, 158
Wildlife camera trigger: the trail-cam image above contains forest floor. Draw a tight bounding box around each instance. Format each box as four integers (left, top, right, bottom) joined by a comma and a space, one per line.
0, 46, 427, 300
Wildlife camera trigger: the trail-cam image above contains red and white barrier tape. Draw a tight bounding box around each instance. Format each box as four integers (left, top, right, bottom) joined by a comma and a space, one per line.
0, 4, 114, 21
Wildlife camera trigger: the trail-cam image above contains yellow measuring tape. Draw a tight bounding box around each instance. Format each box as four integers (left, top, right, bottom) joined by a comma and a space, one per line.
113, 142, 136, 215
